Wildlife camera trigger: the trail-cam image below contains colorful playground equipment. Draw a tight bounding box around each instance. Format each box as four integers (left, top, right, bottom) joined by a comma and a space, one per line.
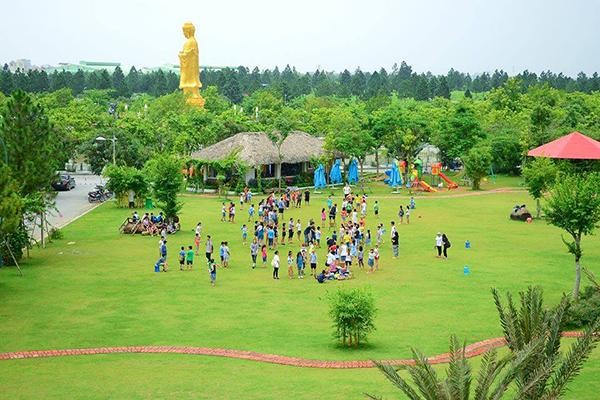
432, 162, 458, 189
386, 160, 459, 193
409, 166, 437, 192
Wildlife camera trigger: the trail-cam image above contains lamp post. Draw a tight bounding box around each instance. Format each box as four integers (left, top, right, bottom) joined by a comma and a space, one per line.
96, 135, 117, 165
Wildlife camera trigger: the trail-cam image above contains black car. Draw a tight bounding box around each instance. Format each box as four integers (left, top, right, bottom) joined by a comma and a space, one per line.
52, 174, 76, 191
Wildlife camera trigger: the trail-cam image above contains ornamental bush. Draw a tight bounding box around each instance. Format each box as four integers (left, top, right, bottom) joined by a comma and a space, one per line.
104, 165, 149, 207
328, 287, 376, 348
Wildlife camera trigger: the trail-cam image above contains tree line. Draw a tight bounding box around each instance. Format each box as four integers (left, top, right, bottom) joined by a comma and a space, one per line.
2, 61, 600, 103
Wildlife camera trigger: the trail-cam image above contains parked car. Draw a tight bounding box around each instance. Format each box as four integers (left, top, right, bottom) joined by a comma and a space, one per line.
52, 174, 76, 191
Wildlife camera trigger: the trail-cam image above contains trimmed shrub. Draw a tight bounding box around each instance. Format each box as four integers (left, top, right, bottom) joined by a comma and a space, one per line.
328, 287, 376, 348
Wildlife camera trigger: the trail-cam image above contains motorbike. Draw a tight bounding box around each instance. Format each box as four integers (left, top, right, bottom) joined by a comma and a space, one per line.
88, 185, 113, 203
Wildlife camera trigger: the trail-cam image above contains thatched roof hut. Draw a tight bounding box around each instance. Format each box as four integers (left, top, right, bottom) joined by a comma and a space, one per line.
191, 131, 326, 167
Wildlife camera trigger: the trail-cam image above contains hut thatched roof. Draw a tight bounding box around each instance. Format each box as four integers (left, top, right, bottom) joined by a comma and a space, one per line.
190, 131, 326, 167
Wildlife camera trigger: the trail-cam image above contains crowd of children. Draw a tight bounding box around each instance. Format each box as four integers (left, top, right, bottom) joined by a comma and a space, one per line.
151, 184, 433, 287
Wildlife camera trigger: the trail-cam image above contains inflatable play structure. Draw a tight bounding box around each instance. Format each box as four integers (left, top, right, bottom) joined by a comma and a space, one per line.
510, 205, 532, 221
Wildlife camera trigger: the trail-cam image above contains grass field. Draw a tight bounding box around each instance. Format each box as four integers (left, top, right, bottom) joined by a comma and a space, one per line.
1, 179, 599, 399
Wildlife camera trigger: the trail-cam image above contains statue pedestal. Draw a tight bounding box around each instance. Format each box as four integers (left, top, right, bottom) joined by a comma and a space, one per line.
186, 96, 205, 108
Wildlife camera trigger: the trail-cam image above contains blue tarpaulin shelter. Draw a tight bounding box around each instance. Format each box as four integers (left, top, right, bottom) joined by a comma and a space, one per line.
347, 159, 359, 184
387, 160, 402, 189
313, 164, 326, 190
329, 159, 343, 184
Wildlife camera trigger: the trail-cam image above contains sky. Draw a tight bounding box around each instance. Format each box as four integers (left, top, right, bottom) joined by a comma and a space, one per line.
2, 0, 599, 76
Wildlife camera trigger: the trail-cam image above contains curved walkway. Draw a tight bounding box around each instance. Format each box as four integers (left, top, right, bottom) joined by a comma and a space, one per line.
374, 188, 526, 200
182, 188, 526, 201
0, 332, 583, 369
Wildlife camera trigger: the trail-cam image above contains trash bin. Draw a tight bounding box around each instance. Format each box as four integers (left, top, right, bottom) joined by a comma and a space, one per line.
145, 198, 154, 209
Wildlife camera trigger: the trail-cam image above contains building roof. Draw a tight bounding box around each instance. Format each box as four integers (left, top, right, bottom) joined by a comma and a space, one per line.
190, 131, 326, 167
527, 131, 600, 160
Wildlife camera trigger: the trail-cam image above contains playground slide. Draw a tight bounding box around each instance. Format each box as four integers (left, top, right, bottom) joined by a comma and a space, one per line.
419, 180, 438, 192
438, 172, 459, 189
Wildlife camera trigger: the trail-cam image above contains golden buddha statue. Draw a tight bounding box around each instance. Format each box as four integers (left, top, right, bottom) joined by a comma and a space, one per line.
179, 22, 205, 107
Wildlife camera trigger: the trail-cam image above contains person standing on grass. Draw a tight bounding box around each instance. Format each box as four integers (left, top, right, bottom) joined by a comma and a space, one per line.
261, 244, 268, 268
248, 204, 255, 221
435, 232, 443, 258
160, 240, 168, 272
230, 203, 236, 223
398, 205, 404, 224
158, 236, 164, 257
442, 233, 451, 259
281, 222, 287, 245
241, 224, 248, 245
221, 203, 226, 222
222, 242, 231, 268
205, 235, 214, 262
374, 245, 380, 270
272, 250, 280, 279
250, 238, 259, 269
327, 195, 333, 211
288, 218, 295, 243
219, 242, 226, 267
296, 219, 302, 241
287, 250, 294, 279
186, 245, 194, 270
296, 251, 305, 279
391, 229, 399, 258
315, 226, 322, 248
195, 222, 202, 240
310, 249, 317, 276
179, 246, 186, 271
329, 203, 337, 229
267, 225, 275, 249
374, 200, 379, 219
343, 183, 351, 197
358, 245, 365, 269
405, 205, 411, 224
194, 233, 201, 256
321, 208, 326, 227
367, 248, 375, 273
208, 258, 217, 287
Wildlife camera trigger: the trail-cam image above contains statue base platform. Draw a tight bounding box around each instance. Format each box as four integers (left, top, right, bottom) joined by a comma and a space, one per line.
186, 96, 205, 108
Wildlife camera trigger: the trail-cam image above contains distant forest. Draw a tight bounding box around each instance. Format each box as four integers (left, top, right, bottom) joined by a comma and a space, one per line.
1, 61, 600, 103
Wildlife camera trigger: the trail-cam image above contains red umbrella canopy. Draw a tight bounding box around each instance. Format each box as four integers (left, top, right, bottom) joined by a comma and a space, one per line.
527, 131, 600, 160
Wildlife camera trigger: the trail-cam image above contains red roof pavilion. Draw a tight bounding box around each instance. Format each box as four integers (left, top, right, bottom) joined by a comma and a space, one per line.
527, 131, 600, 160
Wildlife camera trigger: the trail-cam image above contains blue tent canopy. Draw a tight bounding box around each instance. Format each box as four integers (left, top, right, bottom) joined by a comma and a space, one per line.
347, 159, 359, 184
313, 164, 326, 189
329, 159, 343, 184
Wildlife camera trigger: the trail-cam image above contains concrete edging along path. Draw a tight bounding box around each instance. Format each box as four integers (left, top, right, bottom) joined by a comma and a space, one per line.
0, 332, 583, 369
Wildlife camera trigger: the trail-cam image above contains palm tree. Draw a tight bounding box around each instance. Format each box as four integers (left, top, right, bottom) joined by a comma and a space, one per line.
368, 336, 541, 400
369, 287, 599, 399
492, 286, 600, 399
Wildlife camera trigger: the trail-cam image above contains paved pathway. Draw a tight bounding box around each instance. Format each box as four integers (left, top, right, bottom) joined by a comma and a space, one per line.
181, 188, 526, 200
48, 174, 104, 229
0, 332, 583, 369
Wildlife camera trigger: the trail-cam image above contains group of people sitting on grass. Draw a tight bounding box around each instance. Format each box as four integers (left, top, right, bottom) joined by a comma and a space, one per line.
131, 211, 180, 236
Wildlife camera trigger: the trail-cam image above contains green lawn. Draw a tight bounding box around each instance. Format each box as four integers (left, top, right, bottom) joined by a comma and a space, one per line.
1, 181, 598, 399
